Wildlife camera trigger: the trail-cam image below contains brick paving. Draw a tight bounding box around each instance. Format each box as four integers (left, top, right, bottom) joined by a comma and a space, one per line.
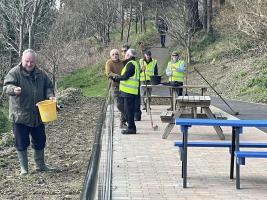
112, 105, 267, 200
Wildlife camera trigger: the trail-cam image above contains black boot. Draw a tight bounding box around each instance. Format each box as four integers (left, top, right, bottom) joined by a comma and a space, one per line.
121, 129, 136, 134
34, 149, 54, 172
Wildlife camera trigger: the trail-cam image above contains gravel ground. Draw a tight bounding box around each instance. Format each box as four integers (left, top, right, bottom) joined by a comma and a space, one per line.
0, 96, 104, 200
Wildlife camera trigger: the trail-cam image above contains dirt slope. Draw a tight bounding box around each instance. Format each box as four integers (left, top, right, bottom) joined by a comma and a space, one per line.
0, 96, 104, 200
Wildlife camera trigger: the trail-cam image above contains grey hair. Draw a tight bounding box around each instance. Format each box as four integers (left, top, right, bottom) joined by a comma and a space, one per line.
110, 49, 119, 57
126, 49, 137, 58
22, 49, 37, 59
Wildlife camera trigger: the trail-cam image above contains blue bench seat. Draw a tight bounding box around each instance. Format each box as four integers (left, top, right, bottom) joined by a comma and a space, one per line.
235, 151, 267, 165
174, 141, 267, 160
174, 141, 267, 149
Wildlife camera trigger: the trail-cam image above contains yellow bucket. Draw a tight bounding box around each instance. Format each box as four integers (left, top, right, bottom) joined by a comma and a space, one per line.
36, 100, 57, 122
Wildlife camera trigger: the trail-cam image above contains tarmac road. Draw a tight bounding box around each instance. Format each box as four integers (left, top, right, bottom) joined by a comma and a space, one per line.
149, 35, 267, 133
211, 96, 267, 133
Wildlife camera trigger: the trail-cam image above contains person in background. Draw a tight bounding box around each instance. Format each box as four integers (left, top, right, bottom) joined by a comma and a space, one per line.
110, 49, 140, 134
165, 51, 186, 110
121, 44, 130, 59
3, 49, 55, 175
139, 50, 158, 110
121, 43, 142, 121
158, 18, 168, 48
105, 49, 126, 128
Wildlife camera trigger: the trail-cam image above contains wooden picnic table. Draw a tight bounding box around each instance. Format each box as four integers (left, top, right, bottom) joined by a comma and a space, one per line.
162, 95, 225, 140
141, 84, 209, 113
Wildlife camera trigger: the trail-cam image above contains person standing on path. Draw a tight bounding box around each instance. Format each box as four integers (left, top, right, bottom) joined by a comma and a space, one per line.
139, 50, 158, 110
158, 18, 168, 48
105, 49, 127, 128
165, 51, 186, 110
110, 49, 140, 134
121, 44, 142, 121
3, 49, 55, 175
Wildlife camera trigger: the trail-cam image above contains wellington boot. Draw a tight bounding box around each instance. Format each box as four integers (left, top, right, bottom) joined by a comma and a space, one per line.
17, 150, 28, 175
34, 149, 55, 172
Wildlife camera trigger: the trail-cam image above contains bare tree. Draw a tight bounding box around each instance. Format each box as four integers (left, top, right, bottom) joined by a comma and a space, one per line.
207, 0, 213, 33
0, 0, 55, 57
232, 0, 267, 39
160, 0, 202, 63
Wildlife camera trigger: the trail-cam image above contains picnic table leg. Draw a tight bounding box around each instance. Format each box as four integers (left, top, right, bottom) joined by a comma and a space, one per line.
230, 128, 235, 179
203, 107, 225, 140
162, 108, 184, 139
235, 129, 241, 189
181, 125, 188, 188
162, 123, 175, 139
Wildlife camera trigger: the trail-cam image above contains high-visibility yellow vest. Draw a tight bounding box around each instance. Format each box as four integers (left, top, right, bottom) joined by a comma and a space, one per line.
139, 58, 157, 81
119, 60, 140, 95
167, 60, 185, 82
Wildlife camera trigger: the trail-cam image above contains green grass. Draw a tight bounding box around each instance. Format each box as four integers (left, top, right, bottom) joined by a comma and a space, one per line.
58, 21, 159, 97
58, 61, 108, 97
0, 106, 11, 133
191, 31, 252, 63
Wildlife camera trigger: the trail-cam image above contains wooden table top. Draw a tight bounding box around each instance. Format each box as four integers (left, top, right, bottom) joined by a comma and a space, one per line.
176, 95, 211, 103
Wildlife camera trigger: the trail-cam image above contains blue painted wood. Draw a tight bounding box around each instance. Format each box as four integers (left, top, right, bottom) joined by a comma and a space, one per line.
174, 141, 267, 148
235, 151, 267, 158
175, 118, 267, 127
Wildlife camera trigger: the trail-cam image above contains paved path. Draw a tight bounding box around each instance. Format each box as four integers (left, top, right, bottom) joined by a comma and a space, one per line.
112, 105, 267, 200
111, 36, 267, 199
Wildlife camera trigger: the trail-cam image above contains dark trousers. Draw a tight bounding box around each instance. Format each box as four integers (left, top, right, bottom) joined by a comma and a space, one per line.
13, 123, 46, 151
160, 34, 166, 47
112, 86, 126, 123
123, 97, 136, 131
140, 81, 152, 107
134, 94, 142, 121
169, 81, 183, 109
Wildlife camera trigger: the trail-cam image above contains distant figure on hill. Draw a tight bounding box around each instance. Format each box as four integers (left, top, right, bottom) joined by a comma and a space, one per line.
105, 49, 126, 128
157, 18, 168, 48
3, 49, 55, 175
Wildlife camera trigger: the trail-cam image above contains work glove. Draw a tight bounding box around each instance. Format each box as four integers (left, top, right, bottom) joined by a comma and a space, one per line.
166, 70, 172, 76
113, 75, 121, 82
109, 75, 121, 82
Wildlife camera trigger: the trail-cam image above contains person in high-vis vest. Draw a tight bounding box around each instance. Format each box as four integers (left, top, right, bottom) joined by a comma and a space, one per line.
139, 50, 158, 110
165, 51, 186, 110
121, 44, 142, 121
110, 49, 140, 134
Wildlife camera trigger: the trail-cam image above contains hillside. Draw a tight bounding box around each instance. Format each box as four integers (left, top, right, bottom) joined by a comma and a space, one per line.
186, 6, 267, 104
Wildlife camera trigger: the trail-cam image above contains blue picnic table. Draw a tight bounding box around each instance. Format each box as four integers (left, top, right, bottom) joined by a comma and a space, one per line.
175, 118, 267, 189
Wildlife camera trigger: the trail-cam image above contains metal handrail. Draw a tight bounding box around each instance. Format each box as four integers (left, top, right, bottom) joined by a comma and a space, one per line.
80, 83, 111, 200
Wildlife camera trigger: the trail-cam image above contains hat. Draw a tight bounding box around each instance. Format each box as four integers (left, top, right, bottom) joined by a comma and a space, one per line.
171, 51, 179, 56
144, 50, 151, 56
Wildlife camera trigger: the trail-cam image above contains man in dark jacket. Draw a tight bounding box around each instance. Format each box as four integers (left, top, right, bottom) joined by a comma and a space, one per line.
110, 49, 140, 134
158, 18, 168, 48
4, 49, 55, 175
121, 44, 142, 121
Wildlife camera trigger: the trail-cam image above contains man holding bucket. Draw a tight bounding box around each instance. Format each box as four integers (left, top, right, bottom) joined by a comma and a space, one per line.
3, 49, 55, 175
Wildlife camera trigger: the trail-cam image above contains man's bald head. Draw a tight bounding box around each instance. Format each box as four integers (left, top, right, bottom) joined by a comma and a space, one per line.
21, 49, 37, 72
